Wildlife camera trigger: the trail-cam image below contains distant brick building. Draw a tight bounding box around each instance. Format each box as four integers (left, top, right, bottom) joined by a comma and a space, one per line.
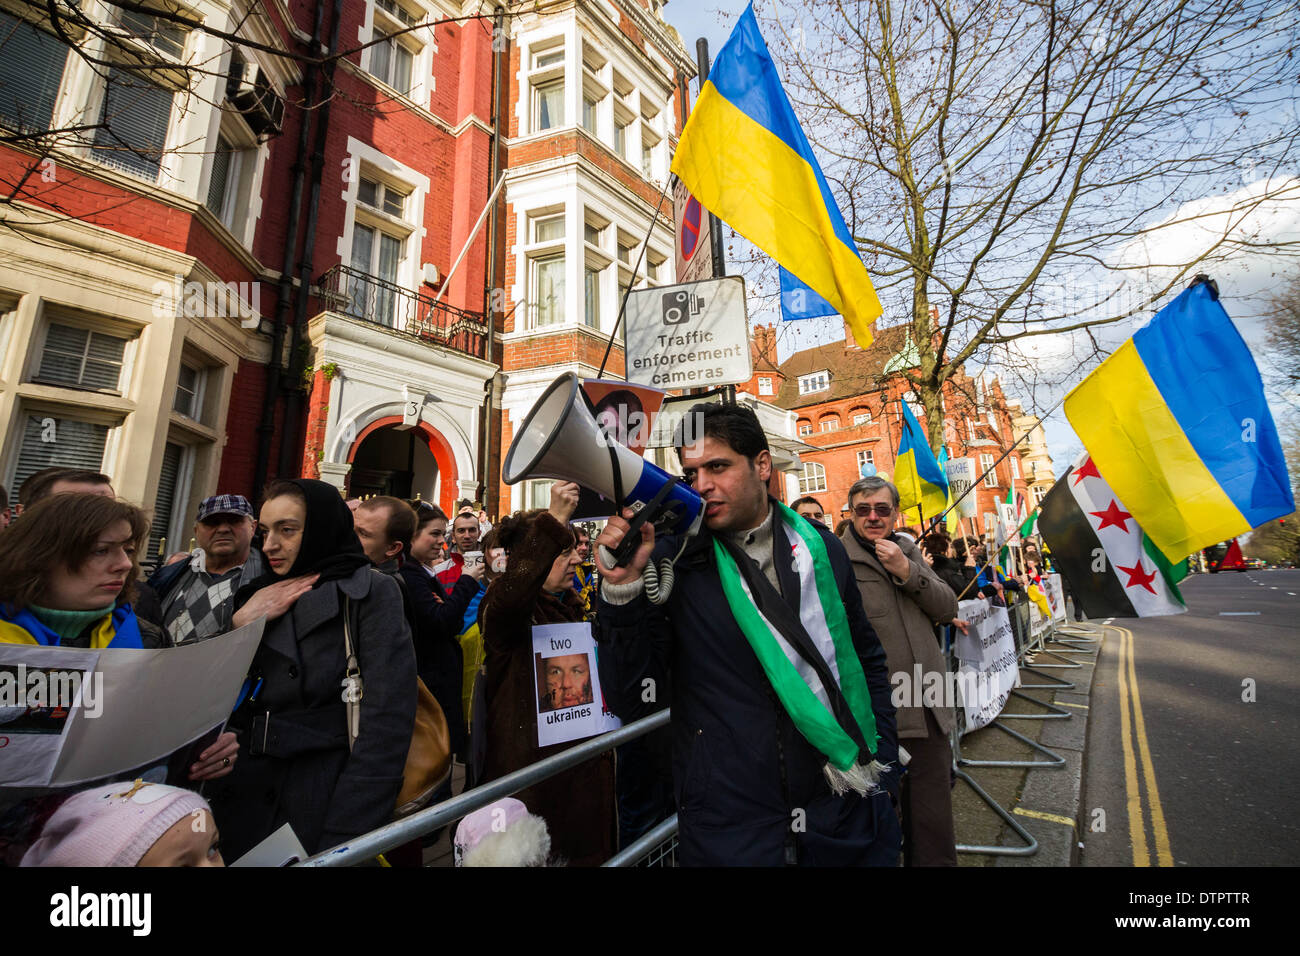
768, 323, 1033, 539
1008, 400, 1056, 510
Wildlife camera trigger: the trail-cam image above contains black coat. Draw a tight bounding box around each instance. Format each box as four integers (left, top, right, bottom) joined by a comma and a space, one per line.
207, 565, 416, 859
397, 561, 473, 754
930, 555, 975, 600
479, 512, 616, 867
596, 514, 901, 866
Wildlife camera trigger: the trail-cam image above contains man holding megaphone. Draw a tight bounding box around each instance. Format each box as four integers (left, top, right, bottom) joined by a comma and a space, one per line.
593, 402, 902, 867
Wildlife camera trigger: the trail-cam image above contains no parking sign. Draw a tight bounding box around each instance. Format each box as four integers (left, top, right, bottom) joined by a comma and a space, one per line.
674, 179, 714, 285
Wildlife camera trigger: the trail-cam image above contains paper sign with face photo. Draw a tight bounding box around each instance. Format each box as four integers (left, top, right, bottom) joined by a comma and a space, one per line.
580, 380, 666, 458
532, 622, 616, 748
571, 381, 669, 521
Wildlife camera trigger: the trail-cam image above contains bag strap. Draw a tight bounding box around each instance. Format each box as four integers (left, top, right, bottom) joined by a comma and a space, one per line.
342, 595, 363, 751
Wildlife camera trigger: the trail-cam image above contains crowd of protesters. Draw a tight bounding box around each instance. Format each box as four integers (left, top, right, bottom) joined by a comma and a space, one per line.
0, 407, 1064, 868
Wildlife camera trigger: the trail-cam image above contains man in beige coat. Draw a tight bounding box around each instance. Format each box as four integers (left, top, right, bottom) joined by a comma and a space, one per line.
841, 476, 959, 866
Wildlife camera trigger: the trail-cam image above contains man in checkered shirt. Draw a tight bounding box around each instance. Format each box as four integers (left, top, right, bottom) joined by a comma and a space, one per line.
147, 495, 267, 645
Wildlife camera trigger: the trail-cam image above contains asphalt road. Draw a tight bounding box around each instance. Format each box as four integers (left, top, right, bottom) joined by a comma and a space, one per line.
1081, 568, 1300, 866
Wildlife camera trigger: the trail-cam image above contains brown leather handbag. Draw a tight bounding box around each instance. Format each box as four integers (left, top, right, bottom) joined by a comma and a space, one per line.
343, 597, 453, 819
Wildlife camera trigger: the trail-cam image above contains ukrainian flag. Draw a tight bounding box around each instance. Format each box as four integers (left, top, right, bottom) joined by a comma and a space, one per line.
897, 401, 949, 524
1064, 280, 1294, 561
671, 3, 881, 348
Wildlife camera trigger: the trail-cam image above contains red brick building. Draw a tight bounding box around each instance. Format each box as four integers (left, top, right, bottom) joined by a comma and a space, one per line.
2, 0, 694, 535
768, 323, 1032, 539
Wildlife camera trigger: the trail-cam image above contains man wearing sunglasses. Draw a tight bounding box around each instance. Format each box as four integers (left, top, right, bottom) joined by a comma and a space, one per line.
594, 402, 900, 867
842, 476, 960, 866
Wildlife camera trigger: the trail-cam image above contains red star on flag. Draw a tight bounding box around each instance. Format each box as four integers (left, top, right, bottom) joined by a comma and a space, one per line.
1090, 500, 1133, 533
1117, 562, 1158, 594
1072, 458, 1102, 486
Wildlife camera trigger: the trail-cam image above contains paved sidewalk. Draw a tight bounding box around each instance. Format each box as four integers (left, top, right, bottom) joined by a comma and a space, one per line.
951, 621, 1105, 866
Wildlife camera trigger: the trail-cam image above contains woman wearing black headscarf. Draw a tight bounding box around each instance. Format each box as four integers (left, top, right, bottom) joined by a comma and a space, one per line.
206, 479, 417, 860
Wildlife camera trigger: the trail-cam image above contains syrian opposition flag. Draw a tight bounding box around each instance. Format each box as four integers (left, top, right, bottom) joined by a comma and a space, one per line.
1038, 453, 1188, 618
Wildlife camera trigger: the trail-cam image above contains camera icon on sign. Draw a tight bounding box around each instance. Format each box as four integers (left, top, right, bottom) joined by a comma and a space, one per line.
662, 290, 706, 325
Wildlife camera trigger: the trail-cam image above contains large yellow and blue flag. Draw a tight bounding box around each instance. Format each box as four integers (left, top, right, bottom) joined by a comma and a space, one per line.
1064, 280, 1293, 561
897, 401, 949, 524
670, 2, 881, 348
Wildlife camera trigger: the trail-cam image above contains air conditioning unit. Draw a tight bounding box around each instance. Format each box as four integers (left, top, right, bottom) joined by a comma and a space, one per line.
227, 55, 285, 138
422, 263, 441, 286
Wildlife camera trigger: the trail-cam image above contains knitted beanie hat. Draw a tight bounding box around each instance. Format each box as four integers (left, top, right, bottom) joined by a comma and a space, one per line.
453, 797, 551, 867
20, 780, 211, 867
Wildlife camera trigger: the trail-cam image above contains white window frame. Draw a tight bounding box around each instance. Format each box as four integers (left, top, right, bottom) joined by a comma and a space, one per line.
203, 98, 265, 243
1010, 456, 1020, 480
798, 422, 812, 437
526, 478, 555, 510
524, 206, 567, 329
981, 453, 998, 487
820, 417, 839, 433
150, 437, 197, 561
34, 318, 139, 395
526, 36, 565, 134
362, 0, 434, 106
853, 411, 871, 426
799, 461, 827, 494
89, 62, 181, 184
0, 9, 73, 136
6, 403, 123, 494
758, 376, 773, 396
337, 138, 429, 331
798, 370, 829, 395
172, 361, 207, 421
857, 449, 874, 471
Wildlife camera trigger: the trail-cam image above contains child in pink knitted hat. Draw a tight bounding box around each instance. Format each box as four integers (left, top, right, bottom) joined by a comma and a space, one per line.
453, 797, 552, 867
21, 780, 223, 867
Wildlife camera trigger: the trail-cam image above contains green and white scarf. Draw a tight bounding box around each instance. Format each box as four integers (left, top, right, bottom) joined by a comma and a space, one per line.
714, 503, 884, 796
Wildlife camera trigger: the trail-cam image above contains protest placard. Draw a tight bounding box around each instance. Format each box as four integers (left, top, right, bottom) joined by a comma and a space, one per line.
532, 622, 617, 748
0, 618, 264, 787
953, 598, 1020, 733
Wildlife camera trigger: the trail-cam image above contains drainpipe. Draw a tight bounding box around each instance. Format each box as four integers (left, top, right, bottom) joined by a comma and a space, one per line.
479, 6, 505, 508
253, 1, 324, 501
278, 0, 347, 479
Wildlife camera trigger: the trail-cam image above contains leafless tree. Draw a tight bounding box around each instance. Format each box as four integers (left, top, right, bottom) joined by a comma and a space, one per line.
746, 0, 1299, 451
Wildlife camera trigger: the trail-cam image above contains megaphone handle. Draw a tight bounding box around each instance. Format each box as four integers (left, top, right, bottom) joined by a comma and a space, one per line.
609, 474, 682, 568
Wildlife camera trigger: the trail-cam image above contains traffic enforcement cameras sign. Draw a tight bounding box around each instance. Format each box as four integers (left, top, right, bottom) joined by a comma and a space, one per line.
625, 276, 753, 389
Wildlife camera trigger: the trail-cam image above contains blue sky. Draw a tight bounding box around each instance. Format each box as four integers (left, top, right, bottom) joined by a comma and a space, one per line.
664, 1, 746, 73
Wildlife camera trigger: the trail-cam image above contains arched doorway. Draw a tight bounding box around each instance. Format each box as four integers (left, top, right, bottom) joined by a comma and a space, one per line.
346, 418, 459, 513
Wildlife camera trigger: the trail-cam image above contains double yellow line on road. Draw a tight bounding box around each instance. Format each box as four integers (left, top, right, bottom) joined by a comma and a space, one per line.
1112, 625, 1173, 867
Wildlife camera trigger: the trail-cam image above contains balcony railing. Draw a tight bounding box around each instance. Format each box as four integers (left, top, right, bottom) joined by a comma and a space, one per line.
316, 264, 489, 360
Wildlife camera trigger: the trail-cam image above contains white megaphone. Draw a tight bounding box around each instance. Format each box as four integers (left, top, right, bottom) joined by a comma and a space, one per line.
503, 373, 703, 566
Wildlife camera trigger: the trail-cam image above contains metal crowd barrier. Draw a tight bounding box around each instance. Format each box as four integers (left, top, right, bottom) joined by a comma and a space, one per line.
299, 589, 1098, 866
297, 709, 672, 867
603, 814, 680, 867
951, 591, 1102, 856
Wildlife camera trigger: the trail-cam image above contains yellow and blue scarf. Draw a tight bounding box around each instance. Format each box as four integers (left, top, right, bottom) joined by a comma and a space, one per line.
0, 604, 144, 648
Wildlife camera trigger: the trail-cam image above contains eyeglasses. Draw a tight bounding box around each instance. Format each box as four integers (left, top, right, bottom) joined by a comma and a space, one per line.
853, 503, 895, 518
